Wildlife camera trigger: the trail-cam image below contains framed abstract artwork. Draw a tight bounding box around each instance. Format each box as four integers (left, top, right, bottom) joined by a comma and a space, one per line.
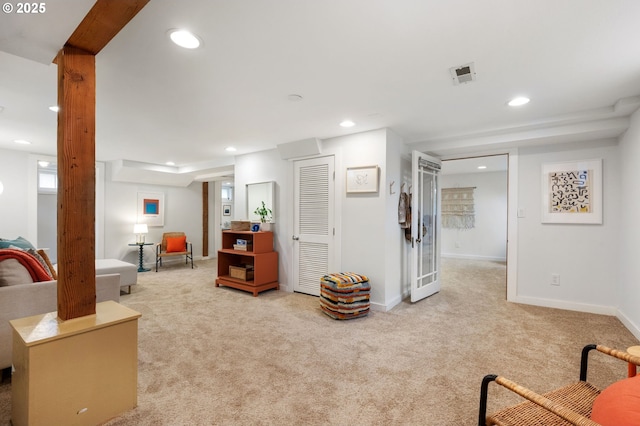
346, 165, 379, 194
541, 159, 602, 224
137, 191, 165, 227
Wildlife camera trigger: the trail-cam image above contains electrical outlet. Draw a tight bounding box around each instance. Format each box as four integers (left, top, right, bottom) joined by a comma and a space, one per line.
455, 241, 460, 248
551, 273, 560, 286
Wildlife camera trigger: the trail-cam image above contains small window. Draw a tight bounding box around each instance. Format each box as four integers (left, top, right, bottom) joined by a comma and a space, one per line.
38, 170, 57, 193
221, 186, 233, 201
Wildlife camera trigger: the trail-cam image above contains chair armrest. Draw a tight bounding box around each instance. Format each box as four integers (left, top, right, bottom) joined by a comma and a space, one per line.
479, 375, 600, 426
595, 344, 640, 365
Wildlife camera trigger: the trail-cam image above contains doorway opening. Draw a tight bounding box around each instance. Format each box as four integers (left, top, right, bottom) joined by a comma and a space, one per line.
440, 154, 508, 298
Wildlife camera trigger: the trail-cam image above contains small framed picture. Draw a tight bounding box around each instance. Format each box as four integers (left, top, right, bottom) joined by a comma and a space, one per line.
346, 165, 379, 193
137, 191, 164, 226
223, 204, 231, 216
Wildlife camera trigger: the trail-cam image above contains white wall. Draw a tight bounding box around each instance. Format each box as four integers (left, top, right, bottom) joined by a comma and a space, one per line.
440, 171, 507, 261
515, 139, 620, 314
322, 129, 388, 307
0, 148, 31, 240
384, 129, 411, 305
103, 163, 204, 267
234, 128, 408, 310
617, 108, 640, 340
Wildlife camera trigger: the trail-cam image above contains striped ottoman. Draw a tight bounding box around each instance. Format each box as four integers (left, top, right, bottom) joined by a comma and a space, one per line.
320, 272, 370, 320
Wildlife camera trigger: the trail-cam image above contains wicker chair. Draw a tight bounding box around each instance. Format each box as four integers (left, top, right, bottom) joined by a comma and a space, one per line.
479, 344, 640, 426
155, 232, 193, 272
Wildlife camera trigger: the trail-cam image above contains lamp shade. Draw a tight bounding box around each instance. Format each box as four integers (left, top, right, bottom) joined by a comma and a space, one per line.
133, 223, 148, 234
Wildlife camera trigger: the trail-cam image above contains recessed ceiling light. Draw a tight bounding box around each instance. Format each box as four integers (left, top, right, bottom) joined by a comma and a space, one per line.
14, 139, 31, 145
508, 97, 530, 107
340, 120, 355, 128
166, 161, 175, 166
477, 165, 487, 170
287, 94, 303, 102
49, 105, 59, 112
38, 161, 50, 168
225, 146, 237, 152
168, 29, 201, 49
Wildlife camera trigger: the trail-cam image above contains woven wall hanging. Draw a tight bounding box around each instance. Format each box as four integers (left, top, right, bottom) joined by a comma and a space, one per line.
442, 187, 475, 229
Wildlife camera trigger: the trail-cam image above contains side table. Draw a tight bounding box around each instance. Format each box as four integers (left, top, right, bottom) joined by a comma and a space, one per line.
129, 242, 153, 272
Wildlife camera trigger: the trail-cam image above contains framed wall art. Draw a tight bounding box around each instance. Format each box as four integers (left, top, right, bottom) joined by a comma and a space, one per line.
541, 159, 602, 224
137, 191, 165, 227
346, 165, 379, 194
223, 204, 232, 216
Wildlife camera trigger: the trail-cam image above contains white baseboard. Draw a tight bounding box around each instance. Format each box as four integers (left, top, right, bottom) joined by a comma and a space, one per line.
442, 253, 506, 262
368, 293, 404, 312
617, 308, 640, 341
513, 295, 617, 316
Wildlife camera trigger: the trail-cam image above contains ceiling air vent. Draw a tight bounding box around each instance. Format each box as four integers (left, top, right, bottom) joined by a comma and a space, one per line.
450, 62, 477, 85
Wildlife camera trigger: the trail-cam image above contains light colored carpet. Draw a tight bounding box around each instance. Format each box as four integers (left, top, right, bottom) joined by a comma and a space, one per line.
0, 258, 637, 425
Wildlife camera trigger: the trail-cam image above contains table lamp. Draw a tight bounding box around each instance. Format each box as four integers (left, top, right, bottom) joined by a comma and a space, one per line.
134, 223, 148, 244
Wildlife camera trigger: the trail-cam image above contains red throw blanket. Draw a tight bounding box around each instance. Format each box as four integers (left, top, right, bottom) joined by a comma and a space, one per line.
0, 248, 53, 282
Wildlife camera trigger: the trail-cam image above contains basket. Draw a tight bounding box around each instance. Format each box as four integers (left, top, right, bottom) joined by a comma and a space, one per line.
230, 221, 251, 231
229, 265, 254, 281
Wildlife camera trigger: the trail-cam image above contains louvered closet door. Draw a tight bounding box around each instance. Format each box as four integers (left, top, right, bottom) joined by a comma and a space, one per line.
293, 156, 335, 296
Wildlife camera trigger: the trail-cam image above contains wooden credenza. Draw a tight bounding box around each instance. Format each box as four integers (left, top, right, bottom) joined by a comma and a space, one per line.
215, 230, 279, 296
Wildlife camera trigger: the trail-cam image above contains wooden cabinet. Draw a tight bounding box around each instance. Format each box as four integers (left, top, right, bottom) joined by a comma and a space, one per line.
215, 231, 278, 296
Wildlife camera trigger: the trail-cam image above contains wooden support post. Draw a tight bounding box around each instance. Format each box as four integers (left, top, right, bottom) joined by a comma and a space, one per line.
203, 182, 209, 257
56, 45, 96, 321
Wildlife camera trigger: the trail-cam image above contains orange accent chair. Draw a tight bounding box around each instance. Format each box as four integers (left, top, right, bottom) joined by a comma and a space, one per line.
155, 232, 193, 272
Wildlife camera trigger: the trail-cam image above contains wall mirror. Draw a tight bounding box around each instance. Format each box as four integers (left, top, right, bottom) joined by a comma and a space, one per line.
247, 181, 275, 222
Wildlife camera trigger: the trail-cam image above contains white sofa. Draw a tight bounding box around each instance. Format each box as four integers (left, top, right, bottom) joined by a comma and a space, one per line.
94, 259, 138, 293
0, 273, 121, 371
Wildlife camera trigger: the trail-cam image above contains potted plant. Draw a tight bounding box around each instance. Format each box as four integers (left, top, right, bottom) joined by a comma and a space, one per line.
254, 201, 273, 231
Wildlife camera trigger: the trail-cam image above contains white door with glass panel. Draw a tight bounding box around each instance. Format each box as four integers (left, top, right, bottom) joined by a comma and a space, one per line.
411, 151, 442, 302
292, 156, 336, 296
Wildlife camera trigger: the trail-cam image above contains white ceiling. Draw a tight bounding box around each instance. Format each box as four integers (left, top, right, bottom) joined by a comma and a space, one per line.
1, 0, 640, 180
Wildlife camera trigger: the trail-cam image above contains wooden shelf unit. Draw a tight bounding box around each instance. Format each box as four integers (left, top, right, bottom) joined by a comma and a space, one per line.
215, 231, 279, 296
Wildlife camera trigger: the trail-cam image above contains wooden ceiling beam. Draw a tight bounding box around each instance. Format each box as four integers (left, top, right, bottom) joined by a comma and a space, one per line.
66, 0, 150, 55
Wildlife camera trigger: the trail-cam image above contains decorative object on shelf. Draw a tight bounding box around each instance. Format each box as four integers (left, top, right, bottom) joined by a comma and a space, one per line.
254, 201, 273, 231
231, 221, 251, 231
254, 201, 272, 223
133, 223, 148, 244
346, 165, 379, 193
251, 223, 260, 232
541, 159, 602, 224
137, 191, 164, 227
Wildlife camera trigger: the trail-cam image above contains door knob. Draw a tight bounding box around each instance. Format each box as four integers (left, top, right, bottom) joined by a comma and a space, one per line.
292, 235, 299, 240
